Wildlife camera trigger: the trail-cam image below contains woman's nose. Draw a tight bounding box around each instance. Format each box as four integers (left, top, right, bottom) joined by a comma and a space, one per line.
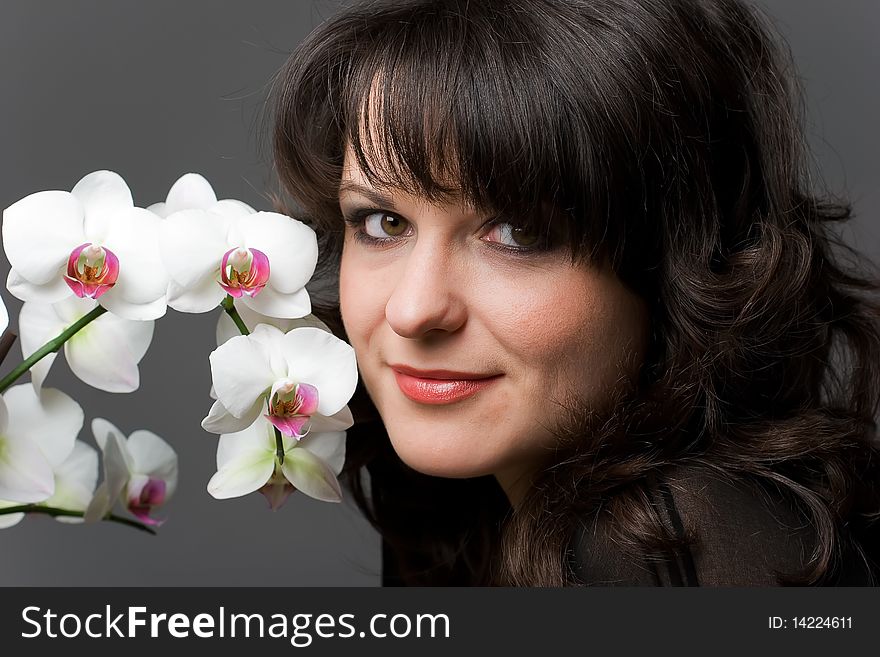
384, 240, 467, 339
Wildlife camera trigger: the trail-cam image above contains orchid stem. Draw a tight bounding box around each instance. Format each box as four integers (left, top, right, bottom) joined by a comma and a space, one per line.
275, 427, 285, 465
220, 295, 250, 336
0, 331, 17, 367
0, 505, 157, 535
217, 296, 283, 461
0, 305, 107, 394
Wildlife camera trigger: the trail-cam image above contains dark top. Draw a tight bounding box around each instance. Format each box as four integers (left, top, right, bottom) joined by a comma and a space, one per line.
569, 465, 878, 586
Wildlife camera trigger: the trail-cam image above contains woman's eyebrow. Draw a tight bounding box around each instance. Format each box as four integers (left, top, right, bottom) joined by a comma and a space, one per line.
338, 181, 397, 208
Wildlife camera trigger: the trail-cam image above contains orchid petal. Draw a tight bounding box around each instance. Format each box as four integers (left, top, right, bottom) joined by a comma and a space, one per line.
215, 305, 331, 346
117, 316, 154, 364
246, 323, 289, 376
44, 441, 99, 519
70, 171, 134, 241
208, 333, 275, 417
240, 285, 311, 320
3, 190, 84, 286
166, 276, 226, 314
125, 430, 178, 499
201, 398, 263, 435
84, 428, 130, 522
99, 294, 167, 321
211, 199, 256, 219
4, 385, 82, 468
73, 303, 154, 363
0, 432, 54, 503
266, 414, 311, 438
64, 319, 144, 393
215, 418, 276, 468
50, 294, 97, 323
294, 382, 319, 415
0, 502, 24, 528
297, 430, 347, 475
309, 406, 355, 434
19, 300, 65, 392
126, 474, 168, 526
164, 173, 217, 214
99, 206, 168, 316
207, 457, 275, 499
208, 423, 274, 499
0, 294, 7, 335
237, 211, 318, 294
280, 327, 358, 416
259, 470, 296, 510
281, 444, 343, 503
146, 202, 169, 218
159, 209, 231, 288
90, 418, 135, 472
6, 269, 71, 305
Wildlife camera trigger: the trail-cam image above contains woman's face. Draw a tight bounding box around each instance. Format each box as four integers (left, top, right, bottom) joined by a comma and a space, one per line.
338, 148, 650, 501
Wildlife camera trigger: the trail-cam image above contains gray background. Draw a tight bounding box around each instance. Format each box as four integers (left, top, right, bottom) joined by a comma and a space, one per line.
0, 0, 876, 585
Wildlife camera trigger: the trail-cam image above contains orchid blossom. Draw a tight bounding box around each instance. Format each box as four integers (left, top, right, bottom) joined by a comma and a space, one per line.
201, 324, 357, 441
157, 173, 317, 318
0, 384, 83, 504
19, 297, 154, 393
2, 171, 168, 320
0, 440, 98, 529
207, 414, 349, 506
84, 418, 178, 526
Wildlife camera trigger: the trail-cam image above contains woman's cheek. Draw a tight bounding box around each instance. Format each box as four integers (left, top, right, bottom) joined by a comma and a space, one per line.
340, 252, 386, 344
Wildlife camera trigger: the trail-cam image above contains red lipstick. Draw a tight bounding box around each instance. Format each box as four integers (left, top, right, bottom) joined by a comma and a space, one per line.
390, 365, 502, 405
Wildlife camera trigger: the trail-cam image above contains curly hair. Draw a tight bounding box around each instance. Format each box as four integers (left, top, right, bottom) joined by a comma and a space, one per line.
270, 0, 880, 585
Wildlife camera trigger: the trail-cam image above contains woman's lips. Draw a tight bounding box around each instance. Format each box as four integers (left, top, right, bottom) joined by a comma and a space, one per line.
391, 368, 502, 405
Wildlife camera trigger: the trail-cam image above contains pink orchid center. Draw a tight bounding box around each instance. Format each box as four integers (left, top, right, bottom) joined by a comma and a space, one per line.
264, 381, 319, 440
127, 476, 167, 527
219, 246, 270, 298
63, 242, 120, 299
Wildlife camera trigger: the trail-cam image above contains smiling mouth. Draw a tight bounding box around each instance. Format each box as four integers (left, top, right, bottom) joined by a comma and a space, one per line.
390, 366, 502, 405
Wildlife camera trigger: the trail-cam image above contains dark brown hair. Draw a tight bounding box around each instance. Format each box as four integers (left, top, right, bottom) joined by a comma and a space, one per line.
271, 0, 880, 585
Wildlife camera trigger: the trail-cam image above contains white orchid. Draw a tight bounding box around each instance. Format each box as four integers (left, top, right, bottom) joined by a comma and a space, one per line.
0, 440, 98, 529
157, 173, 318, 318
19, 297, 154, 393
207, 415, 348, 506
202, 324, 357, 441
2, 170, 168, 321
0, 385, 83, 504
0, 292, 7, 335
85, 418, 178, 526
213, 304, 333, 401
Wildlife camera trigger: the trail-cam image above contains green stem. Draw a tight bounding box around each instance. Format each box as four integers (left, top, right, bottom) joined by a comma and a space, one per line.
218, 296, 284, 462
220, 295, 249, 336
275, 427, 285, 465
0, 305, 107, 394
0, 505, 157, 535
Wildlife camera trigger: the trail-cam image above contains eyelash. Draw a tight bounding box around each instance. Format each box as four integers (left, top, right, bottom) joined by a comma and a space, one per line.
342, 207, 549, 255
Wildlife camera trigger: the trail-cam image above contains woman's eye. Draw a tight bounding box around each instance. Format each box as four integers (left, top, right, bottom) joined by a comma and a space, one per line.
484, 222, 541, 248
363, 212, 411, 239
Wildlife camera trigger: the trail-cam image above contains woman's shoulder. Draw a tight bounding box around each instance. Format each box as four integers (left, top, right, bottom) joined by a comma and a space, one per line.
569, 463, 877, 586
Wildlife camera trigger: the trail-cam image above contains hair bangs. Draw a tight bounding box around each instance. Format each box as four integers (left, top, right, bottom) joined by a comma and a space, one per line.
340, 10, 614, 263
275, 0, 622, 265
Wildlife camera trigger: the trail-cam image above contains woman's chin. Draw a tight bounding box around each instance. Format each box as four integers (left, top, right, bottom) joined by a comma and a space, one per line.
386, 431, 496, 480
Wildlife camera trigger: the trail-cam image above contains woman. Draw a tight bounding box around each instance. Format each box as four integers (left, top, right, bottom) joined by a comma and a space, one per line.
270, 0, 880, 585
